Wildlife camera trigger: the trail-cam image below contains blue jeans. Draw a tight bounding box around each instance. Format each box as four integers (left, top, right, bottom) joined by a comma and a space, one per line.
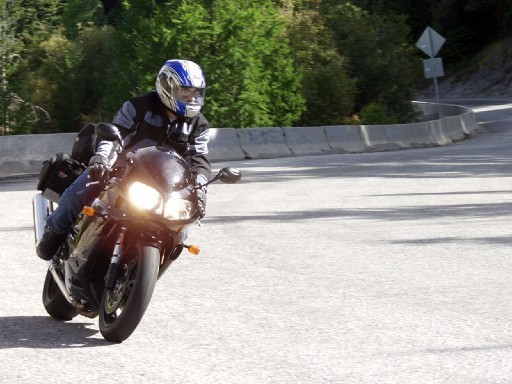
46, 170, 103, 235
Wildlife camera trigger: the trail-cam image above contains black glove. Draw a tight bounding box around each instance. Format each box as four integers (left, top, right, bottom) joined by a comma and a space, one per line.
88, 155, 110, 187
196, 187, 207, 219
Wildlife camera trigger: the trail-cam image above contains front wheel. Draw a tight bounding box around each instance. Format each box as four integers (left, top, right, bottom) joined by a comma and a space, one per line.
99, 243, 160, 343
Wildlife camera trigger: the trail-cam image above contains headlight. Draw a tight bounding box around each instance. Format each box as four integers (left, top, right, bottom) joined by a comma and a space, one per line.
128, 182, 163, 212
164, 196, 193, 220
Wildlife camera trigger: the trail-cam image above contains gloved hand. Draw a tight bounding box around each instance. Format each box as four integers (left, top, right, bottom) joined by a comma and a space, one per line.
195, 174, 208, 219
88, 155, 110, 187
196, 187, 207, 219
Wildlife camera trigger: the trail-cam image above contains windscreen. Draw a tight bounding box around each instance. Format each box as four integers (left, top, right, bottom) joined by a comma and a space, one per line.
131, 146, 193, 193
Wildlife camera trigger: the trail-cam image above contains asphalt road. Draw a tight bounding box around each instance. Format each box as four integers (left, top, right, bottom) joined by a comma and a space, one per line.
1, 100, 512, 383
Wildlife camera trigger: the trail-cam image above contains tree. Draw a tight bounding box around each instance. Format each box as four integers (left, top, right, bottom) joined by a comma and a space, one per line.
0, 0, 56, 134
19, 0, 116, 132
203, 0, 304, 127
431, 0, 512, 63
277, 0, 356, 126
105, 0, 304, 128
339, 0, 438, 39
61, 0, 105, 39
323, 3, 419, 122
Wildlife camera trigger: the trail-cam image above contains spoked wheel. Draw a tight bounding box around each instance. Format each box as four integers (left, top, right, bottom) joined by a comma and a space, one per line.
42, 268, 79, 321
99, 243, 159, 343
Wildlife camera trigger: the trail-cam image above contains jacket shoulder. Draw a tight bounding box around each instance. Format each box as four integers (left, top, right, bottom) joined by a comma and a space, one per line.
130, 91, 160, 108
191, 112, 209, 128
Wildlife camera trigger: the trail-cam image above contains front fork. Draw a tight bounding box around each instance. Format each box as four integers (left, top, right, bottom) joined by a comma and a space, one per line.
106, 226, 127, 289
104, 224, 201, 287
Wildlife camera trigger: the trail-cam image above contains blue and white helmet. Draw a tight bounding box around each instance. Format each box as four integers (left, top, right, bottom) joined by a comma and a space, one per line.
155, 59, 206, 118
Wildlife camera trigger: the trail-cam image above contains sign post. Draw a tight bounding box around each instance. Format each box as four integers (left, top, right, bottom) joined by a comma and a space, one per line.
416, 27, 446, 117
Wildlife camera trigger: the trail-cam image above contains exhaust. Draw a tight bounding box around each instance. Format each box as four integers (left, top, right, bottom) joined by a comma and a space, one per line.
48, 261, 95, 316
33, 193, 53, 243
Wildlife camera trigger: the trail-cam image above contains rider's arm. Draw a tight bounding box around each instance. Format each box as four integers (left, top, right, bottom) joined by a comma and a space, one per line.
187, 113, 212, 184
94, 99, 138, 165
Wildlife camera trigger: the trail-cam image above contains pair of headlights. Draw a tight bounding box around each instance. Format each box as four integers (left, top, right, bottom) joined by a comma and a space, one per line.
128, 181, 193, 220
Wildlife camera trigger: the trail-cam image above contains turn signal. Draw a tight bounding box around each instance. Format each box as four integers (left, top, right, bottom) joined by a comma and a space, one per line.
82, 206, 96, 217
187, 245, 201, 255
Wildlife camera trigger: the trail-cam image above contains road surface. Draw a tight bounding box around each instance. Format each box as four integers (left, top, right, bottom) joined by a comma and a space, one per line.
1, 100, 512, 383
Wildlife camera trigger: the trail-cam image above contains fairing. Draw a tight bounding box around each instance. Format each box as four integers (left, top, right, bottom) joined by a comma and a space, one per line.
127, 146, 193, 194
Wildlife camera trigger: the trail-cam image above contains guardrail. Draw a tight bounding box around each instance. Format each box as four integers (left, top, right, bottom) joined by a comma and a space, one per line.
0, 102, 478, 179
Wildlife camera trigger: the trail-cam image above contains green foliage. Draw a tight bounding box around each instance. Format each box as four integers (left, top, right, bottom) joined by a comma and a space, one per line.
5, 0, 512, 135
360, 102, 398, 125
202, 0, 304, 128
299, 58, 356, 126
279, 0, 355, 126
19, 26, 117, 133
105, 0, 304, 128
100, 0, 212, 122
324, 3, 418, 123
11, 0, 62, 47
0, 0, 56, 134
337, 0, 435, 39
69, 26, 118, 124
61, 0, 105, 39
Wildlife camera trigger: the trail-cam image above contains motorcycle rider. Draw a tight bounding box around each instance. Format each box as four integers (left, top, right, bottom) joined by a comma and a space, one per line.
36, 59, 211, 261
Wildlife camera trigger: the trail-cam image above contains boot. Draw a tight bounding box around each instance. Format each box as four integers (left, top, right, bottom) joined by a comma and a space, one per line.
36, 228, 66, 260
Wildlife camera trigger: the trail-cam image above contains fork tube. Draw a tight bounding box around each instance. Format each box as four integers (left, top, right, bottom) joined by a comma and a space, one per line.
106, 227, 126, 289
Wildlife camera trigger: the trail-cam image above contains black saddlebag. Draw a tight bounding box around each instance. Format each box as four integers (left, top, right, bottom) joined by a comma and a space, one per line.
37, 152, 85, 203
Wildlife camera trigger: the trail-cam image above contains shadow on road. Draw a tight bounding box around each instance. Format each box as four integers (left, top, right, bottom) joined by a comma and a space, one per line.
206, 201, 512, 224
391, 235, 512, 245
0, 316, 112, 348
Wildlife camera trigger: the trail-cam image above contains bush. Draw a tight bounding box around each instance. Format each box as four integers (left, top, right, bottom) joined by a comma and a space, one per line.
360, 102, 398, 125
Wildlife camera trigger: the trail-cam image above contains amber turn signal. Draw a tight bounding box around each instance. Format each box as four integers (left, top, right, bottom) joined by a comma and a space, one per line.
82, 206, 96, 217
187, 244, 200, 255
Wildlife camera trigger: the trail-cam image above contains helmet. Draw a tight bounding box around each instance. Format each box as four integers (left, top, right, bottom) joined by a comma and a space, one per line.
155, 59, 206, 118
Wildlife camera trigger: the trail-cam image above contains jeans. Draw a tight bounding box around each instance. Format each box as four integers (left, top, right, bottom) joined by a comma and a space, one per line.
46, 170, 103, 235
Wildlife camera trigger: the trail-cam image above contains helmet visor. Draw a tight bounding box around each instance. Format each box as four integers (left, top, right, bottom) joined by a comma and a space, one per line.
173, 85, 205, 107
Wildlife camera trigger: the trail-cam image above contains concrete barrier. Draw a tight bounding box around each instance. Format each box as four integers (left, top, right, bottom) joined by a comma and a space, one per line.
460, 112, 478, 135
360, 125, 400, 151
382, 122, 436, 149
324, 125, 366, 153
283, 126, 331, 155
412, 101, 469, 117
237, 127, 292, 159
0, 101, 480, 179
0, 133, 76, 177
409, 121, 439, 147
207, 128, 246, 161
429, 119, 455, 145
441, 115, 467, 142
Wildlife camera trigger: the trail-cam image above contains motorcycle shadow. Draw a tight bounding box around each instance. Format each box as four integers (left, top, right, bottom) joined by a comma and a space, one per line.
0, 316, 112, 348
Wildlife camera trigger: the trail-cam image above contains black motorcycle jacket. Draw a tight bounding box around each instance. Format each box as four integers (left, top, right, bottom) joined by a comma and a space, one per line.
96, 91, 212, 183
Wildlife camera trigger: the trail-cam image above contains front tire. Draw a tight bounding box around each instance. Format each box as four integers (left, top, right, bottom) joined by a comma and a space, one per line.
99, 243, 160, 343
42, 269, 79, 321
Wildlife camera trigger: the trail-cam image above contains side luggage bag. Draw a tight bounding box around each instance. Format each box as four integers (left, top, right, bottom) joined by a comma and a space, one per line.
37, 153, 85, 203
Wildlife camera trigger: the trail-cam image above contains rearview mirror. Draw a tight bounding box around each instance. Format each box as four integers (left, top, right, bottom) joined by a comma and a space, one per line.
201, 167, 242, 188
95, 123, 123, 147
217, 167, 242, 184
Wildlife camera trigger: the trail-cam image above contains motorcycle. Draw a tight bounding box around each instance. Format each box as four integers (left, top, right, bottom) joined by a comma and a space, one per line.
32, 123, 242, 343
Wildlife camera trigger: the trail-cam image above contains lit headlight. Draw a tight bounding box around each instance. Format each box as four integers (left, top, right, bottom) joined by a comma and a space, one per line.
164, 197, 193, 220
128, 182, 163, 212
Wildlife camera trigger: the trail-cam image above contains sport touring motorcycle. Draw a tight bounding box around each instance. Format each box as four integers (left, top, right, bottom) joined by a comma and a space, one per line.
33, 123, 241, 342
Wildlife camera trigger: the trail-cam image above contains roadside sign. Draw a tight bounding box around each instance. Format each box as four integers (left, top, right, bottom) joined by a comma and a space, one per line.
422, 58, 444, 79
416, 26, 446, 117
416, 27, 445, 58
